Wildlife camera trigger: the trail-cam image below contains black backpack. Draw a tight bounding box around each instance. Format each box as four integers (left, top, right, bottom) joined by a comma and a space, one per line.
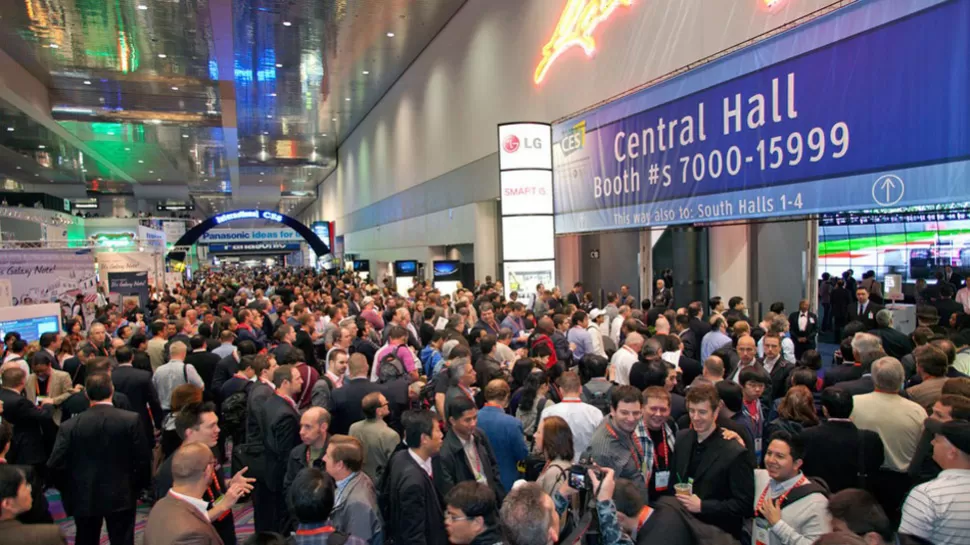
582, 384, 613, 416
378, 346, 407, 384
220, 382, 252, 439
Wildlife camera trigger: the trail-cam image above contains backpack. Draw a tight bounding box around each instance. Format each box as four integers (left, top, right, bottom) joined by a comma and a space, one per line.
220, 382, 252, 439
417, 373, 440, 410
582, 383, 613, 416
377, 346, 407, 384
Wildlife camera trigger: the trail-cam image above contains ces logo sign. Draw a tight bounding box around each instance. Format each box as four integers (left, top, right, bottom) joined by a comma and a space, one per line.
503, 134, 544, 154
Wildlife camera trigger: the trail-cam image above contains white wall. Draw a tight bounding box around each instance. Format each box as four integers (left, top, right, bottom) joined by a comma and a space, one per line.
308, 0, 841, 223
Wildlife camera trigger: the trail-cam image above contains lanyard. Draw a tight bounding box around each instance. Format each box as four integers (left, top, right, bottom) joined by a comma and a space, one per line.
296, 526, 336, 536
636, 506, 654, 531
605, 422, 645, 477
207, 472, 230, 521
560, 398, 583, 404
484, 403, 504, 409
653, 426, 668, 469
459, 385, 474, 402
277, 392, 298, 412
755, 476, 808, 517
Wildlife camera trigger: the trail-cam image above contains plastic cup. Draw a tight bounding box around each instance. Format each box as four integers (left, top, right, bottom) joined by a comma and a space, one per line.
674, 483, 692, 497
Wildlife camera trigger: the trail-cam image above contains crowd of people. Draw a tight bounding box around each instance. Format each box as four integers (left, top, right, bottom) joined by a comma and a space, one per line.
0, 266, 968, 545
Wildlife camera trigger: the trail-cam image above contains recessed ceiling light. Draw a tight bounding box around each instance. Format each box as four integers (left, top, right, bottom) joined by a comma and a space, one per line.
49, 44, 59, 49
275, 63, 283, 68
362, 70, 369, 75
322, 133, 327, 137
6, 127, 12, 132
171, 86, 179, 91
345, 98, 350, 101
149, 170, 154, 173
107, 131, 115, 135
34, 173, 39, 177
266, 114, 272, 118
38, 145, 45, 149
269, 93, 277, 97
138, 159, 144, 163
263, 131, 269, 135
157, 178, 162, 182
16, 166, 21, 170
137, 4, 148, 10
158, 54, 167, 59
332, 117, 337, 121
182, 134, 189, 138
282, 21, 292, 27
83, 80, 91, 85
387, 32, 395, 37
124, 147, 130, 151
259, 179, 263, 183
260, 172, 265, 175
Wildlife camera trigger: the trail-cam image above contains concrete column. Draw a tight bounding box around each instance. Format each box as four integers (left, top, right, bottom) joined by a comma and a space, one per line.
709, 224, 751, 308
473, 201, 499, 282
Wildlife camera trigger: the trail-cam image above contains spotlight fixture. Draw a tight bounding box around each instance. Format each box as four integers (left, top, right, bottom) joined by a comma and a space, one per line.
387, 32, 395, 37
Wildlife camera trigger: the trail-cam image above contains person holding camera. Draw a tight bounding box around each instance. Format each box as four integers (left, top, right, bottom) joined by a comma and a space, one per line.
500, 467, 623, 545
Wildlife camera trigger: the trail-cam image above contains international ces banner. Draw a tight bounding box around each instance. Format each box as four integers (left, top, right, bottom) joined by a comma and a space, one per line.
552, 0, 970, 234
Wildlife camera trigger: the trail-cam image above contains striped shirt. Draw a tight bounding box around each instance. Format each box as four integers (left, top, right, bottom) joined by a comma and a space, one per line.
898, 469, 970, 545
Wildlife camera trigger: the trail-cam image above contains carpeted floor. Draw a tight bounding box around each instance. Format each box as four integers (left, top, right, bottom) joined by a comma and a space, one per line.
46, 488, 256, 545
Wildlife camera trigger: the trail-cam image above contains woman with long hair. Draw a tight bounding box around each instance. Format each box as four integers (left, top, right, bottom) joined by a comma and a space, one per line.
514, 370, 556, 444
765, 385, 820, 441
534, 416, 576, 533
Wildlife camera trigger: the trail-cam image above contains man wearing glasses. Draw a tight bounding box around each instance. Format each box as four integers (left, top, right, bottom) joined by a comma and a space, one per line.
349, 392, 401, 484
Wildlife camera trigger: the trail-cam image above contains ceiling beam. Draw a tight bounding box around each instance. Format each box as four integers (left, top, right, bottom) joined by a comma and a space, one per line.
0, 47, 135, 183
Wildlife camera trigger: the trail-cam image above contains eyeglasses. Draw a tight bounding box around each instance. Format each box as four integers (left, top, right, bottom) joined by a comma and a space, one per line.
444, 513, 474, 522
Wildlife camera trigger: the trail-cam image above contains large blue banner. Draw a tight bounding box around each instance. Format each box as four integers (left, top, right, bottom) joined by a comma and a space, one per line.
552, 0, 970, 233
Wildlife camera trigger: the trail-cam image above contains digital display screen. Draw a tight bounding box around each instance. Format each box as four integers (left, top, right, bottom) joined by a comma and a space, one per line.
0, 315, 60, 343
433, 260, 461, 280
352, 260, 370, 272
818, 207, 970, 283
394, 260, 417, 276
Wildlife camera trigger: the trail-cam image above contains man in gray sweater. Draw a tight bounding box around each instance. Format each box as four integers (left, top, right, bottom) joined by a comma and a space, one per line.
753, 430, 831, 545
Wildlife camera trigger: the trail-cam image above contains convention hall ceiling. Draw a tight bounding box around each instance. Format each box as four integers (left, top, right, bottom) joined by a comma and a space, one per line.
0, 0, 467, 216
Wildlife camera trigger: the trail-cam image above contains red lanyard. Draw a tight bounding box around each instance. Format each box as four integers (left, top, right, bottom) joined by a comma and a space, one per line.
605, 422, 645, 476
277, 393, 298, 412
296, 526, 336, 536
755, 476, 808, 517
459, 385, 474, 401
653, 426, 668, 468
207, 472, 230, 521
560, 398, 583, 403
637, 506, 654, 531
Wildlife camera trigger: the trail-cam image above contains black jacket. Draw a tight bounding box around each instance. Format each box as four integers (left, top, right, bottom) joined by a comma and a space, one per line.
788, 311, 819, 348
132, 350, 153, 374
679, 329, 699, 361
60, 391, 132, 422
433, 429, 505, 504
688, 318, 711, 347
834, 375, 874, 397
870, 327, 915, 360
847, 302, 883, 330
330, 377, 382, 435
380, 449, 448, 545
260, 395, 301, 492
934, 299, 964, 327
211, 353, 239, 399
669, 427, 755, 539
678, 354, 702, 387
62, 356, 86, 387
111, 365, 163, 444
185, 350, 221, 399
47, 404, 149, 517
283, 442, 328, 494
800, 420, 884, 493
294, 328, 318, 369
823, 364, 864, 389
0, 388, 55, 465
244, 382, 275, 444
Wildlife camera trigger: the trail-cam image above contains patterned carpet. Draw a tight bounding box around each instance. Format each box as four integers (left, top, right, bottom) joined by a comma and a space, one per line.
47, 489, 256, 545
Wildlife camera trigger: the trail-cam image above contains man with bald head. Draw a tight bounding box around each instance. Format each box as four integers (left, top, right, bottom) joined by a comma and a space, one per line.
611, 332, 643, 386
145, 443, 250, 545
284, 407, 331, 495
729, 335, 759, 382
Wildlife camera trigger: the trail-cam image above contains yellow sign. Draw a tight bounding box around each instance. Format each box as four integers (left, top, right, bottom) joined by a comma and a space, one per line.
534, 0, 634, 85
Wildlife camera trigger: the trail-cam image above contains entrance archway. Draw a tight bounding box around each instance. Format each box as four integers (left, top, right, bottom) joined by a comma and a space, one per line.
165, 209, 330, 263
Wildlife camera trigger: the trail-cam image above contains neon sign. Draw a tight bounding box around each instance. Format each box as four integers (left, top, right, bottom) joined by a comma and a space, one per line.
534, 0, 634, 85
214, 210, 283, 224
535, 0, 790, 84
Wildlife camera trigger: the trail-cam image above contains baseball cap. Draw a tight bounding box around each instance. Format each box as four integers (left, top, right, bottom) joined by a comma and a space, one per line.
926, 419, 970, 454
589, 308, 606, 320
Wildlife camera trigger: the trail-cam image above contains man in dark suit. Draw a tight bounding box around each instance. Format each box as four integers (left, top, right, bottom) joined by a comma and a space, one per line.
128, 334, 154, 374
34, 332, 62, 371
47, 372, 149, 545
824, 338, 864, 388
111, 346, 163, 448
674, 314, 699, 362
723, 296, 751, 327
0, 367, 55, 481
433, 396, 505, 504
185, 336, 220, 401
788, 299, 819, 361
294, 313, 319, 369
211, 340, 257, 398
869, 309, 915, 360
847, 287, 883, 330
934, 283, 964, 327
62, 345, 98, 387
329, 354, 381, 435
758, 332, 793, 402
669, 384, 754, 540
942, 264, 963, 289
687, 302, 712, 347
380, 409, 448, 545
566, 282, 584, 308
253, 364, 302, 533
800, 387, 884, 494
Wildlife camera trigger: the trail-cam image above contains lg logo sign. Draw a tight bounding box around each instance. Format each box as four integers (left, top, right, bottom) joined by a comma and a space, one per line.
503, 135, 544, 154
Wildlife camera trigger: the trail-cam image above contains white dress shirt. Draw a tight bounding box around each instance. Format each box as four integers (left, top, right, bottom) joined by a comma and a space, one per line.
168, 490, 210, 518
408, 449, 433, 478
610, 346, 638, 386
540, 397, 604, 463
